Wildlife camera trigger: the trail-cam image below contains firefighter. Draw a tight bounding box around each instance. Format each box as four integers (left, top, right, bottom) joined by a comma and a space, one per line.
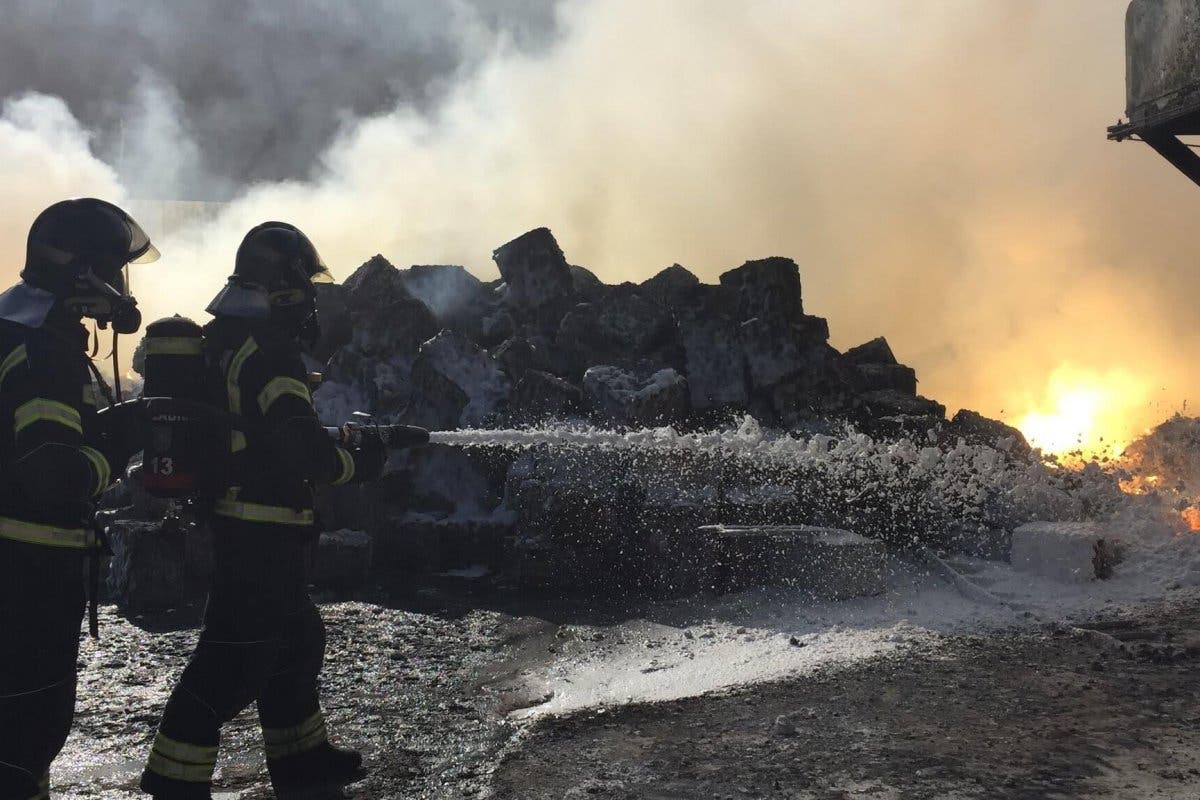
0, 198, 158, 800
140, 223, 384, 800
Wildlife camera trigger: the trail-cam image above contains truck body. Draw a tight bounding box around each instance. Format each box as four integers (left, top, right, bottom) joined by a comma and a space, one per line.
1110, 0, 1200, 185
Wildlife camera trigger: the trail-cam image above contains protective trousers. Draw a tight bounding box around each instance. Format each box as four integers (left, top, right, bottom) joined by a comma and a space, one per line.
0, 541, 85, 800
144, 520, 329, 787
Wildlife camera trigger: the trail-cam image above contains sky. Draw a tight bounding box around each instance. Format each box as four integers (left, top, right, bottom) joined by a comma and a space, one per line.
0, 0, 1193, 452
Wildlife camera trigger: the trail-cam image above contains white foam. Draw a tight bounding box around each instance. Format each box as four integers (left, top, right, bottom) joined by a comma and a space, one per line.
516, 530, 1200, 718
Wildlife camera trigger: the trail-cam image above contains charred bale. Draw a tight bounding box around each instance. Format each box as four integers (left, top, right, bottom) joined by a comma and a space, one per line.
640, 263, 700, 309
844, 336, 917, 396
769, 344, 859, 427
582, 366, 689, 426
514, 370, 583, 420
491, 335, 551, 382
555, 287, 674, 379
675, 284, 749, 410
844, 336, 898, 365
714, 258, 836, 403
856, 389, 945, 418
398, 264, 493, 343
406, 331, 512, 429
106, 515, 212, 612
317, 255, 439, 423
945, 409, 1032, 456
492, 228, 576, 334
570, 264, 608, 303
337, 255, 440, 358
856, 363, 917, 395
852, 390, 947, 438
739, 315, 831, 391
718, 256, 805, 324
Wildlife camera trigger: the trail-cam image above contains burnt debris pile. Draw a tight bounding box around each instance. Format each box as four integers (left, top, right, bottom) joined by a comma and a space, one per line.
110, 227, 1104, 608
292, 227, 1082, 596
312, 227, 1021, 443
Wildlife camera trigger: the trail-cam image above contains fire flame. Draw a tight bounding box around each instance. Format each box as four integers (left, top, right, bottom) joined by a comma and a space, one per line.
1182, 506, 1200, 532
1012, 366, 1152, 462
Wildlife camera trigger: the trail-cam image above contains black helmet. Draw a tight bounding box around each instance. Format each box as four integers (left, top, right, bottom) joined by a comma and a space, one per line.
12, 198, 159, 333
206, 221, 333, 323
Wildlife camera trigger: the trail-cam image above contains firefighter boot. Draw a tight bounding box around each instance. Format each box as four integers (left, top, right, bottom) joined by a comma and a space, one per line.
267, 741, 365, 796
138, 769, 213, 800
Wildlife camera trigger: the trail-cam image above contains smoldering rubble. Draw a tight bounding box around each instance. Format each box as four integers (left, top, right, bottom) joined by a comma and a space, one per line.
104, 226, 1172, 612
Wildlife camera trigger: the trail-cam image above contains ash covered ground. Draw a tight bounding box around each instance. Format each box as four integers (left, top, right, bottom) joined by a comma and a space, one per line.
57, 528, 1200, 799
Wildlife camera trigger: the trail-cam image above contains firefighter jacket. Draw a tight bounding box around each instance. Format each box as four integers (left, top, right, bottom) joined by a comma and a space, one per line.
0, 319, 114, 549
204, 316, 375, 528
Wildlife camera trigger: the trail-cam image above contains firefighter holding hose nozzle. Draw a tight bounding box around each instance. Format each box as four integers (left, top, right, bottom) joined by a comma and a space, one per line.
0, 198, 157, 800
140, 223, 386, 800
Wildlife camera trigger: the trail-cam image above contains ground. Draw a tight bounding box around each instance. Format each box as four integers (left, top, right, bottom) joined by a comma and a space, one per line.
50, 565, 1200, 800
491, 606, 1200, 800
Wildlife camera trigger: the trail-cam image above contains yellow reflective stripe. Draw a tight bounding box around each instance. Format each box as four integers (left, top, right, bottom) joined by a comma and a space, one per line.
263, 711, 328, 759
257, 375, 311, 415
231, 429, 247, 453
14, 398, 82, 435
0, 344, 27, 387
147, 750, 214, 782
0, 516, 93, 549
212, 499, 315, 526
226, 336, 259, 416
80, 446, 111, 495
152, 732, 218, 763
331, 447, 355, 486
147, 732, 218, 782
145, 336, 204, 356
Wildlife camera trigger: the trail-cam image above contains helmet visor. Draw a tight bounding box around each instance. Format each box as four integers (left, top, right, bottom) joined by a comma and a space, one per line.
130, 241, 161, 264
110, 205, 159, 264
84, 199, 158, 266
308, 244, 334, 284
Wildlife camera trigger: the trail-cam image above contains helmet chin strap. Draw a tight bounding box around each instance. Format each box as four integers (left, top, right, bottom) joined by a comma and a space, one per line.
112, 331, 122, 402
111, 263, 130, 402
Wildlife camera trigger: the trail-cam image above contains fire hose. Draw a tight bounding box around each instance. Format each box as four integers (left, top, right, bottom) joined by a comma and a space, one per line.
325, 410, 430, 449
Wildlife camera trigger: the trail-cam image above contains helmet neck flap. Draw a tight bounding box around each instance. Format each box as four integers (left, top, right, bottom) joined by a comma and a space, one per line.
207, 221, 333, 345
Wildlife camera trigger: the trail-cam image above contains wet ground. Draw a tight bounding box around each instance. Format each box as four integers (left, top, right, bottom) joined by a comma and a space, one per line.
491, 603, 1200, 799
53, 584, 1200, 799
61, 590, 513, 799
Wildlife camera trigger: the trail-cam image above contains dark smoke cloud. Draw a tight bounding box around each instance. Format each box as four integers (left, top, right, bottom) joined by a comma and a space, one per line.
0, 0, 560, 195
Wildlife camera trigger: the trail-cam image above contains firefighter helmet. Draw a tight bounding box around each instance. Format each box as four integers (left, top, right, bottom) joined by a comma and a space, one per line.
0, 198, 159, 332
206, 222, 333, 322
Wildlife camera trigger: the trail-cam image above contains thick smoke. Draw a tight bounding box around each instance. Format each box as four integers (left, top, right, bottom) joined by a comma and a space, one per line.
0, 0, 1195, 445
0, 0, 560, 194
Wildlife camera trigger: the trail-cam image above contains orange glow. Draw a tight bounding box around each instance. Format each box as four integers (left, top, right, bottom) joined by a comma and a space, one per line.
1119, 474, 1160, 495
1182, 507, 1200, 532
1012, 366, 1152, 462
